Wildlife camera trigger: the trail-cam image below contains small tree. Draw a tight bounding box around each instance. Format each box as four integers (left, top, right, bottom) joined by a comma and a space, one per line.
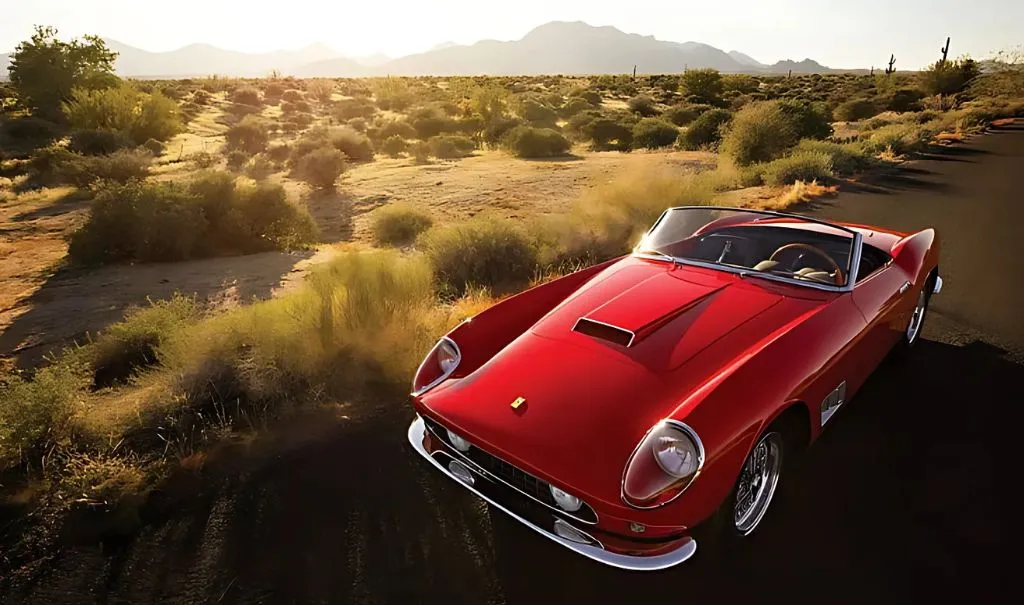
919, 57, 981, 96
9, 26, 119, 121
680, 69, 724, 105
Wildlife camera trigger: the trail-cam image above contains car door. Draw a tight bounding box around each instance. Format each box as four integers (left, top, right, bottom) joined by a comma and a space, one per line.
850, 254, 913, 372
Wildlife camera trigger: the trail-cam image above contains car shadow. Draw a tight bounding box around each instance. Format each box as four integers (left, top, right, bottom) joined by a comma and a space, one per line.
488, 337, 1018, 603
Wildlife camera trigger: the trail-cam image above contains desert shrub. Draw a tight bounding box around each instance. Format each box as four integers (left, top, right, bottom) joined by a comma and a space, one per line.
663, 103, 713, 126
776, 99, 833, 140
68, 180, 206, 264
627, 95, 660, 117
232, 181, 318, 249
226, 149, 249, 170
63, 85, 183, 144
833, 98, 878, 121
382, 135, 408, 157
0, 361, 88, 472
882, 88, 925, 112
225, 102, 262, 119
333, 97, 376, 120
567, 87, 602, 105
55, 148, 153, 187
306, 80, 336, 104
631, 118, 678, 149
347, 117, 368, 132
89, 294, 200, 387
245, 154, 275, 180
419, 215, 538, 295
294, 146, 346, 190
919, 58, 981, 96
859, 123, 931, 155
372, 77, 412, 111
266, 143, 291, 164
760, 151, 834, 186
142, 138, 166, 155
328, 126, 375, 162
409, 106, 458, 139
719, 102, 800, 164
517, 99, 559, 127
1, 115, 62, 144
677, 108, 732, 150
225, 115, 270, 154
502, 126, 571, 158
793, 139, 870, 175
281, 99, 312, 115
68, 128, 131, 155
429, 135, 476, 159
482, 116, 523, 145
189, 151, 217, 168
680, 69, 725, 104
191, 89, 212, 105
560, 97, 593, 118
283, 112, 315, 130
377, 119, 418, 141
230, 87, 263, 107
371, 203, 433, 246
411, 140, 431, 164
281, 89, 304, 103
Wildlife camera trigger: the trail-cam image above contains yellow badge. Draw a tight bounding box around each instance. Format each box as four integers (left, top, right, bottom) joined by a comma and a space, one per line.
510, 397, 526, 409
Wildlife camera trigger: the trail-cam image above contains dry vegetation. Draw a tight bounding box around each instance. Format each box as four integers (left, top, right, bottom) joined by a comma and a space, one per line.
1, 27, 1022, 562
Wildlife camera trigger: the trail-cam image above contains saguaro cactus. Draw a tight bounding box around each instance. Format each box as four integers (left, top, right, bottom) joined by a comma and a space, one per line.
885, 54, 896, 74
940, 37, 950, 64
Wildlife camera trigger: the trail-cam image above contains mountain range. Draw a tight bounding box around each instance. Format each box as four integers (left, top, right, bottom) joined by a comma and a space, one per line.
1, 21, 851, 80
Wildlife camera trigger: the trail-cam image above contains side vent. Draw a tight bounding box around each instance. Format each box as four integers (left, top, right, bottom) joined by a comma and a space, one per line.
572, 318, 636, 347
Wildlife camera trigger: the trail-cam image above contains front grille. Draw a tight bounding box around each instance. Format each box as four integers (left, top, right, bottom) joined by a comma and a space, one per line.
422, 415, 598, 524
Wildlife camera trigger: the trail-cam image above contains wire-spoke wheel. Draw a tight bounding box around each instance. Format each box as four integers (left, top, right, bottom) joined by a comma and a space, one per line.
732, 431, 783, 536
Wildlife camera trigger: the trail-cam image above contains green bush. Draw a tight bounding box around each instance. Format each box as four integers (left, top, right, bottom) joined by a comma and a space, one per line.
382, 135, 408, 157
518, 99, 559, 127
776, 99, 833, 140
429, 134, 476, 159
631, 118, 679, 149
409, 105, 460, 139
882, 88, 925, 112
68, 128, 131, 155
859, 123, 930, 155
294, 147, 346, 190
377, 120, 418, 141
677, 108, 732, 150
760, 151, 834, 186
720, 101, 803, 165
793, 139, 870, 175
663, 103, 714, 126
371, 203, 434, 246
419, 215, 539, 295
627, 95, 660, 117
560, 97, 593, 118
225, 115, 270, 154
568, 88, 602, 106
68, 180, 206, 264
62, 85, 183, 144
333, 97, 377, 120
89, 294, 200, 387
502, 126, 571, 158
833, 98, 878, 121
680, 69, 725, 104
919, 58, 981, 96
230, 86, 263, 106
45, 148, 153, 187
329, 126, 375, 162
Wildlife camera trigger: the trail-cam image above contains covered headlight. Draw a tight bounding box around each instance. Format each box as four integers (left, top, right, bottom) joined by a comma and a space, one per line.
445, 429, 471, 452
411, 337, 461, 395
549, 485, 583, 512
621, 420, 705, 509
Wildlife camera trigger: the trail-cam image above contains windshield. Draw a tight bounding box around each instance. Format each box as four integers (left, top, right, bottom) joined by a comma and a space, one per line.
633, 207, 860, 288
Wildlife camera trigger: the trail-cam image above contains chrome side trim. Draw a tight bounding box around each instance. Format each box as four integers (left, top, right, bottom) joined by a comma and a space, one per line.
410, 336, 461, 397
620, 419, 706, 510
571, 317, 637, 347
933, 275, 943, 294
899, 281, 912, 294
408, 417, 698, 571
422, 418, 599, 525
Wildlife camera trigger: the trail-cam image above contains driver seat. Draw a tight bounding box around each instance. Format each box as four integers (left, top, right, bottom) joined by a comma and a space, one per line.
752, 260, 834, 284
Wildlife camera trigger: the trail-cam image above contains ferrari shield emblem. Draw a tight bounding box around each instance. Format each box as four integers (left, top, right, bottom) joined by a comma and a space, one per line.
510, 397, 526, 409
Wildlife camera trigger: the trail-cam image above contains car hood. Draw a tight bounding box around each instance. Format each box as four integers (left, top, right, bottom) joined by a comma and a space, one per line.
421, 258, 816, 506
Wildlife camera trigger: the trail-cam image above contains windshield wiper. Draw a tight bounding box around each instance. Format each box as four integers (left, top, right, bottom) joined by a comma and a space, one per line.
634, 249, 681, 269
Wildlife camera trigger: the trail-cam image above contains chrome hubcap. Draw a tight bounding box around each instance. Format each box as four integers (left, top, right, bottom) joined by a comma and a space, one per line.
733, 432, 783, 535
906, 291, 927, 343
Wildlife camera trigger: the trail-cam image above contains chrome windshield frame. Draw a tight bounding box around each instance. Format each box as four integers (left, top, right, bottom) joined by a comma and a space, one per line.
633, 206, 863, 293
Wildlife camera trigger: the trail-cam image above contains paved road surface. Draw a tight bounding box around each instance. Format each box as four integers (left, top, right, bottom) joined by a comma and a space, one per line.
2, 124, 1021, 604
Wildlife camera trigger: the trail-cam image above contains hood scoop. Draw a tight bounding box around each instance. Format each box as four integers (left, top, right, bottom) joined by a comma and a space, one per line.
572, 273, 726, 348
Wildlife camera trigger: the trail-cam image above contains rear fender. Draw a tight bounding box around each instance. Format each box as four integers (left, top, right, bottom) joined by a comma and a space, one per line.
890, 229, 940, 286
445, 257, 622, 377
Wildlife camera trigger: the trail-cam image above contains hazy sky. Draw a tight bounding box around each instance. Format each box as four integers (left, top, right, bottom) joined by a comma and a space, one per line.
1, 0, 1021, 69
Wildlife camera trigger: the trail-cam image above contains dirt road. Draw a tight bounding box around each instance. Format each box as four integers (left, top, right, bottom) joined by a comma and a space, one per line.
2, 126, 1020, 604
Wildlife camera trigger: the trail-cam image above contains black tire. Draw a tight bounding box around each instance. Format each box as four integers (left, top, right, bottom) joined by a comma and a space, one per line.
693, 424, 788, 559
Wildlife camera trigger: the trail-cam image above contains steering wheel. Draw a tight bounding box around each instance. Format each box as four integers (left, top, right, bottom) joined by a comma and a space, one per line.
767, 243, 845, 285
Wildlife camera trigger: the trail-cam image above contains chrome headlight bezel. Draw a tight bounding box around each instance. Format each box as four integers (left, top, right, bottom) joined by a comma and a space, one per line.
620, 419, 706, 510
549, 484, 584, 513
411, 336, 462, 396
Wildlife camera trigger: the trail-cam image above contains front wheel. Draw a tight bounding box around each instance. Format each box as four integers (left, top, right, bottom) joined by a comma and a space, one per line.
693, 428, 786, 557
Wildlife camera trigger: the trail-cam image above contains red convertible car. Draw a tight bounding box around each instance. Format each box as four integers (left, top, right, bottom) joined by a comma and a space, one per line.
407, 206, 941, 570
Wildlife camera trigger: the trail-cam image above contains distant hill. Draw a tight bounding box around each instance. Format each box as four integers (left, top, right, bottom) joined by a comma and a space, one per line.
1, 21, 857, 79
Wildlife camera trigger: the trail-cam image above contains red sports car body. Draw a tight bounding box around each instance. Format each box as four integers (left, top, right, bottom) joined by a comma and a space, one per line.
407, 207, 941, 570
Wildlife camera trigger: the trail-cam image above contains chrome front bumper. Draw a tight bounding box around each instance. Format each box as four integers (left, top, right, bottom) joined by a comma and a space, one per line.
407, 415, 698, 571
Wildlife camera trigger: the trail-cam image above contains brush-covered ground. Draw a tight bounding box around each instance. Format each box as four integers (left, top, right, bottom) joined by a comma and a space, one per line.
1, 32, 1022, 580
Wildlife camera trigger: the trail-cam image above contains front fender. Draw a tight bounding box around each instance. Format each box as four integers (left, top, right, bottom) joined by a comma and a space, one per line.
444, 257, 623, 378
